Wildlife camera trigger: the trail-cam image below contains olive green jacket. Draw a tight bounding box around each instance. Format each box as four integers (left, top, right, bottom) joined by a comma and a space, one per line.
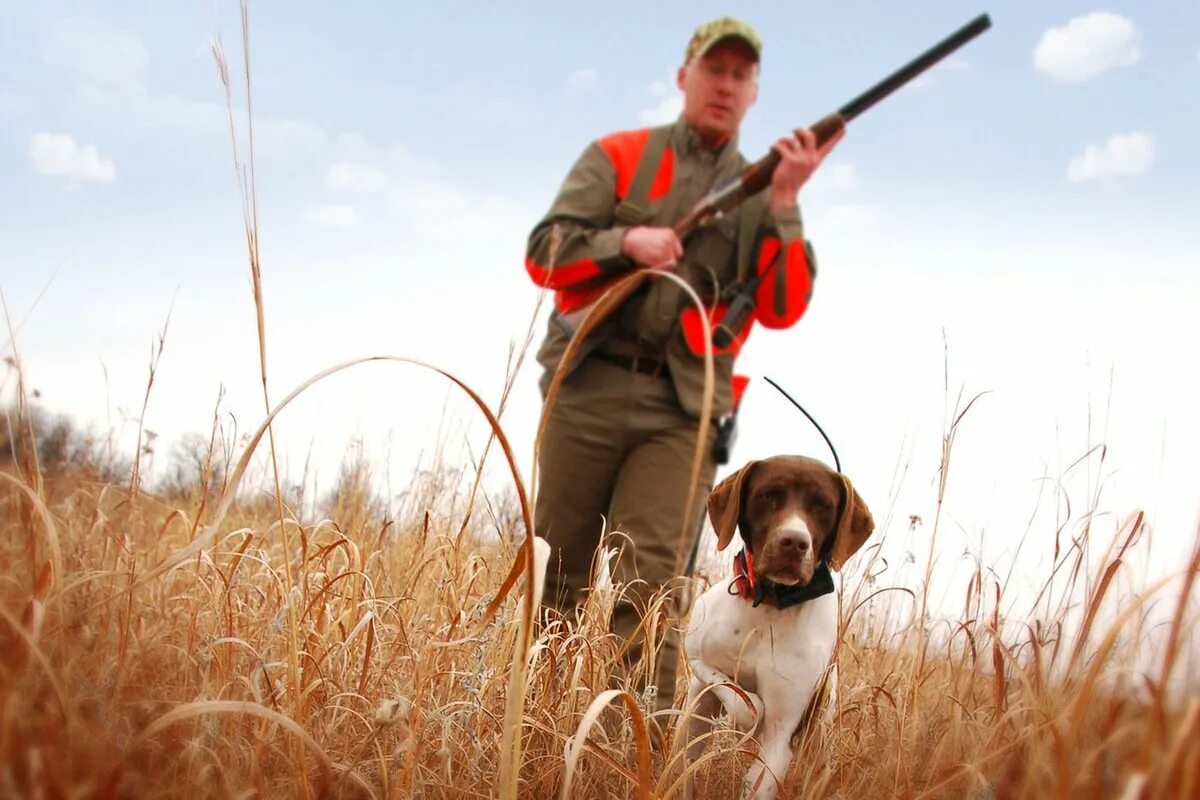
526, 116, 815, 420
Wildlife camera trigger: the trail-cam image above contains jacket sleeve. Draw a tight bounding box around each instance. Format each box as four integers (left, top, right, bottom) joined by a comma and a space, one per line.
752, 205, 815, 329
525, 141, 636, 292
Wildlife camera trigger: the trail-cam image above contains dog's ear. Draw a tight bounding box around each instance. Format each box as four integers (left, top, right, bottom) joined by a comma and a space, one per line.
828, 474, 874, 570
707, 461, 758, 552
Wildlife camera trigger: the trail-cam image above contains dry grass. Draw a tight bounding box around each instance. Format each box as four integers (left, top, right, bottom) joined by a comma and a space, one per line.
1, 412, 1198, 798
2, 5, 1197, 798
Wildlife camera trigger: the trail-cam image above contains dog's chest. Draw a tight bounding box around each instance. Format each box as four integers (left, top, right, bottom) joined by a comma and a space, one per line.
690, 580, 838, 691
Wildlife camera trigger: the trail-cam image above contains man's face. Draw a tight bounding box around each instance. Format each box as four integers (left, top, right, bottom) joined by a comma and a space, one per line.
677, 38, 759, 142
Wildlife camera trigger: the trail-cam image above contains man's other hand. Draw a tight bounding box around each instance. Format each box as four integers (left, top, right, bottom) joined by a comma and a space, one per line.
621, 226, 683, 270
769, 126, 845, 213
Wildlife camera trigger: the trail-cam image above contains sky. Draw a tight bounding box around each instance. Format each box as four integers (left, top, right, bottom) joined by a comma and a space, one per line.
2, 2, 1199, 613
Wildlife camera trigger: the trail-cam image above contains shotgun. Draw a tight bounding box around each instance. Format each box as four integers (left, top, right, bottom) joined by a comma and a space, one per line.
558, 13, 992, 344
711, 12, 992, 346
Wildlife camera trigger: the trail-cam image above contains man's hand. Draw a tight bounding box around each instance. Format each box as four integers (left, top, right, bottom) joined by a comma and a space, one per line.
621, 226, 683, 270
768, 126, 845, 213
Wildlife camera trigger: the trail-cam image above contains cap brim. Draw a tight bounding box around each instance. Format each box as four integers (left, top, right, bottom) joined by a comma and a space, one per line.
698, 34, 760, 61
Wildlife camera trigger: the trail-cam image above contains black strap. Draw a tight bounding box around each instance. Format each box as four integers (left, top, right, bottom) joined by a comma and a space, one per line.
756, 561, 835, 608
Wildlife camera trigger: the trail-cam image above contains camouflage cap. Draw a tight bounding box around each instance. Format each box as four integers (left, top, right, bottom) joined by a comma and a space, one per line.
684, 16, 762, 64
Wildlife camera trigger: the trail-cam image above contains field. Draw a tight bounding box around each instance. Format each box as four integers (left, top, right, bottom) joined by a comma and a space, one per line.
1, 392, 1198, 798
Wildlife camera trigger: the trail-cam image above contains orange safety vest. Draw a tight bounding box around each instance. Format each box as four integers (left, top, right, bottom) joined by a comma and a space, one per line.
590, 127, 759, 412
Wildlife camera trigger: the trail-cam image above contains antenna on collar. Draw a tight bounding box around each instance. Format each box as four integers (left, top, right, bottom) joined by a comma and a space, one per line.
763, 376, 842, 473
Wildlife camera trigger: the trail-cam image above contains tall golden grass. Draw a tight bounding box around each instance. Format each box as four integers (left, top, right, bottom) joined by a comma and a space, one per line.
3, 5, 1198, 798
2, 402, 1198, 798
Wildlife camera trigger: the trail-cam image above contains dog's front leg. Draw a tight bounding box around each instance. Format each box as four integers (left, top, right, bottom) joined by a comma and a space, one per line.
740, 712, 798, 800
688, 659, 763, 731
740, 670, 816, 800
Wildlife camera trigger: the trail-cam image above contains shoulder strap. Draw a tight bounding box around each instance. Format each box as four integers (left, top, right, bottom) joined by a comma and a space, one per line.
733, 192, 767, 285
613, 126, 672, 226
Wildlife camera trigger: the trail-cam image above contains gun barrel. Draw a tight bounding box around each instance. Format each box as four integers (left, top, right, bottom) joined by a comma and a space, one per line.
839, 13, 992, 122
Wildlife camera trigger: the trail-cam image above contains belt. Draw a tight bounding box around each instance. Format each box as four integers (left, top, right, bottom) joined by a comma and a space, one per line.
591, 350, 671, 378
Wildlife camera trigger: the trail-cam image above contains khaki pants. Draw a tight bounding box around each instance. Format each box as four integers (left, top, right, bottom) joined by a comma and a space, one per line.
535, 356, 717, 708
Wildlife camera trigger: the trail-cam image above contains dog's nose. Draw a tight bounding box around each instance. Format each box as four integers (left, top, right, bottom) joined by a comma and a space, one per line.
777, 532, 811, 553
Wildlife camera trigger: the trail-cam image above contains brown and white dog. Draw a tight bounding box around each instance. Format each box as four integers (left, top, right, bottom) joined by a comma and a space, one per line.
680, 455, 874, 800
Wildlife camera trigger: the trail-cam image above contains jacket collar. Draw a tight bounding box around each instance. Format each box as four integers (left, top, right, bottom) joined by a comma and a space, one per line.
730, 548, 836, 609
671, 115, 740, 167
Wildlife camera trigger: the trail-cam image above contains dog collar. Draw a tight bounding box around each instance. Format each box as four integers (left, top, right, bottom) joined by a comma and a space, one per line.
729, 549, 835, 609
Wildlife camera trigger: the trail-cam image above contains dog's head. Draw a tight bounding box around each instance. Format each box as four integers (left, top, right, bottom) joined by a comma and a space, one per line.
706, 455, 874, 585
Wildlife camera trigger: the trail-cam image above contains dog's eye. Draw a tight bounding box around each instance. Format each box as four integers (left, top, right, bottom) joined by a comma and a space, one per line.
757, 487, 782, 505
809, 494, 833, 514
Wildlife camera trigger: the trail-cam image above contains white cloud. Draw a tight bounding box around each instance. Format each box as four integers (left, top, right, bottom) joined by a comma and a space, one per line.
304, 204, 360, 228
1034, 12, 1140, 84
39, 16, 327, 157
638, 94, 682, 125
639, 72, 683, 124
28, 132, 116, 181
42, 16, 148, 94
1067, 132, 1154, 182
327, 162, 388, 193
811, 203, 881, 235
566, 68, 598, 93
388, 179, 528, 246
807, 162, 858, 194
